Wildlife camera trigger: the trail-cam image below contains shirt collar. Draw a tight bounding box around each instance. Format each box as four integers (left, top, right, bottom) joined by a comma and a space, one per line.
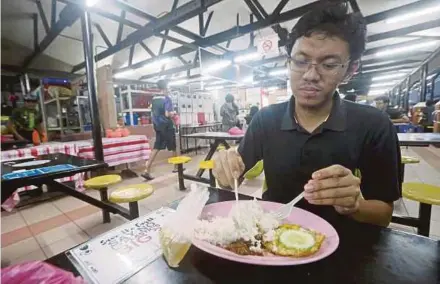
281, 93, 347, 132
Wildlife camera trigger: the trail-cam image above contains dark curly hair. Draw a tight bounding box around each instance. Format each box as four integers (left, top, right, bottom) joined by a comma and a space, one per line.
286, 2, 367, 61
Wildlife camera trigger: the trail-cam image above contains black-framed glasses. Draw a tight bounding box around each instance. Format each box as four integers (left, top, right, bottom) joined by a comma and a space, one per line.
288, 58, 350, 76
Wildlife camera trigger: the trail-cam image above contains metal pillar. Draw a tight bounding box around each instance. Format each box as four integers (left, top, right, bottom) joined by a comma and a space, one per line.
81, 11, 104, 162
404, 77, 410, 112
420, 64, 428, 102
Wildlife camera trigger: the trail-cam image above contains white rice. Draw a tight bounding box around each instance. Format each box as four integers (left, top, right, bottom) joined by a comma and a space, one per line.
194, 199, 280, 250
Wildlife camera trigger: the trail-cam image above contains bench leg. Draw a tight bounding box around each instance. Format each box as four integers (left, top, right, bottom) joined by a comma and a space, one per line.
177, 164, 186, 191
99, 188, 111, 223
129, 202, 139, 220
417, 203, 431, 237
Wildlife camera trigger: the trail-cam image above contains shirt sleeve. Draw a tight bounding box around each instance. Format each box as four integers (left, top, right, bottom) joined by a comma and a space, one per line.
359, 115, 402, 202
238, 111, 264, 173
164, 96, 173, 112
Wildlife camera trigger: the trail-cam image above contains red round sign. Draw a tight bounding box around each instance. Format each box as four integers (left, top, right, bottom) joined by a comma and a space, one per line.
262, 40, 273, 52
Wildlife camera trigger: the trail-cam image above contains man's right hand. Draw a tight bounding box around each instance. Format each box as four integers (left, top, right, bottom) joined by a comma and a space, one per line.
212, 147, 245, 189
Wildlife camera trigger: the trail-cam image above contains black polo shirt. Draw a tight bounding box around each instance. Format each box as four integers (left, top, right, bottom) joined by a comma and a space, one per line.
238, 94, 402, 221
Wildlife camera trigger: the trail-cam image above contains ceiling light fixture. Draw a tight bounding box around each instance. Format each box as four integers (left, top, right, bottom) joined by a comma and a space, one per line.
368, 89, 390, 95
362, 65, 415, 74
386, 4, 440, 24
169, 79, 188, 86
205, 86, 225, 91
269, 69, 288, 76
86, 0, 100, 7
370, 82, 398, 88
375, 41, 438, 57
266, 86, 279, 92
141, 57, 172, 70
233, 52, 261, 63
242, 76, 254, 83
113, 69, 135, 79
362, 60, 397, 68
203, 60, 232, 74
372, 73, 407, 81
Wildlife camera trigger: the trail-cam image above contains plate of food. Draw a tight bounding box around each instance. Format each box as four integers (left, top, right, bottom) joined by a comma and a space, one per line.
193, 200, 339, 266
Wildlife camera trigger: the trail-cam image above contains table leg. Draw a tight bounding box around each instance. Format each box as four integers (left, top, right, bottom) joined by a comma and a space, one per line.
129, 202, 140, 220
45, 180, 133, 221
99, 188, 111, 223
417, 203, 431, 237
177, 164, 186, 191
196, 140, 222, 177
209, 169, 216, 187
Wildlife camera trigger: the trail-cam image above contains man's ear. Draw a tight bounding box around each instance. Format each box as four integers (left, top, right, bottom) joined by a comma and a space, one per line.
342, 60, 360, 83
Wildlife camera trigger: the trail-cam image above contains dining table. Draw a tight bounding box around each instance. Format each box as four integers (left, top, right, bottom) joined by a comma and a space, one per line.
179, 123, 222, 154
398, 132, 440, 147
1, 153, 107, 204
179, 132, 244, 188
46, 187, 440, 284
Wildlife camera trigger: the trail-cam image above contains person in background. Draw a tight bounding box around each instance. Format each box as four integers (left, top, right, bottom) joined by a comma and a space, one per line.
213, 3, 402, 227
142, 80, 179, 181
344, 94, 356, 102
422, 100, 437, 132
220, 94, 239, 131
374, 95, 410, 123
245, 106, 259, 125
7, 93, 44, 141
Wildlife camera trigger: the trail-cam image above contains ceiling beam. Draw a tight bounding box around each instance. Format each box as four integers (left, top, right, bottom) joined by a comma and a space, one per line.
119, 0, 344, 74
51, 0, 57, 26
109, 0, 204, 42
139, 41, 156, 58
36, 0, 50, 34
116, 10, 126, 43
33, 14, 39, 51
23, 3, 81, 68
94, 23, 112, 48
72, 0, 220, 72
367, 18, 440, 42
364, 0, 440, 24
1, 64, 83, 79
140, 63, 197, 80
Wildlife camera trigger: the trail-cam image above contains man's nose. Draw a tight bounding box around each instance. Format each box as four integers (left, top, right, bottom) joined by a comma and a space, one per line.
302, 65, 320, 82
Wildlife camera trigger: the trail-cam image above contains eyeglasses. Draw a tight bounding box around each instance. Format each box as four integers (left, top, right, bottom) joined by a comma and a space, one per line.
288, 58, 350, 76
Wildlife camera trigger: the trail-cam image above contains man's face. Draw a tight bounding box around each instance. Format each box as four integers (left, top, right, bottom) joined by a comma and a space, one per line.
375, 100, 388, 111
289, 32, 354, 109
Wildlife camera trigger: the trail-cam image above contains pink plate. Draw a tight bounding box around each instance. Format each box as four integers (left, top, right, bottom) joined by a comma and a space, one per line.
192, 200, 339, 266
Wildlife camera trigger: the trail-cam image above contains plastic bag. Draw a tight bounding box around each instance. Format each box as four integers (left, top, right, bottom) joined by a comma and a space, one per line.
1, 261, 86, 284
159, 184, 210, 267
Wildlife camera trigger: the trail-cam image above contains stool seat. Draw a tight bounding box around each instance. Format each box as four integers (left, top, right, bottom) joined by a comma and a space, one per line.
168, 156, 192, 165
244, 160, 264, 180
85, 175, 122, 189
109, 184, 154, 203
217, 145, 226, 151
199, 160, 214, 170
401, 156, 420, 164
403, 182, 440, 205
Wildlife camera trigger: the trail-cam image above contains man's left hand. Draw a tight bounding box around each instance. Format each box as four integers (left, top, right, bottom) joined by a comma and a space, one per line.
303, 165, 362, 215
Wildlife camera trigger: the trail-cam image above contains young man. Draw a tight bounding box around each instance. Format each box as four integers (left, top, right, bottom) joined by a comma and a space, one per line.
142, 80, 178, 180
7, 93, 44, 141
213, 3, 402, 227
374, 95, 410, 123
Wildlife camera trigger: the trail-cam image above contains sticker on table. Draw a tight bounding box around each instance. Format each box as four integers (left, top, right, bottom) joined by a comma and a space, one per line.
2, 164, 78, 180
12, 160, 51, 168
68, 207, 175, 284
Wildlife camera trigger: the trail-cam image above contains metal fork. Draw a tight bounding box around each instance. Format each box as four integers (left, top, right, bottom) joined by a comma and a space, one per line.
271, 192, 305, 220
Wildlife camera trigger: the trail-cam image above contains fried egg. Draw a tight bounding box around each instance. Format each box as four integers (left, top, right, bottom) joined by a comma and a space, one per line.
263, 224, 325, 257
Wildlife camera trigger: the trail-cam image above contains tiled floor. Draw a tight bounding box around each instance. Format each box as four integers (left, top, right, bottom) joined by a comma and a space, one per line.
1, 146, 440, 267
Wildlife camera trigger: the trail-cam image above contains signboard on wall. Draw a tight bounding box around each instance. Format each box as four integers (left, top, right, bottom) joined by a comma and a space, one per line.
257, 34, 279, 56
